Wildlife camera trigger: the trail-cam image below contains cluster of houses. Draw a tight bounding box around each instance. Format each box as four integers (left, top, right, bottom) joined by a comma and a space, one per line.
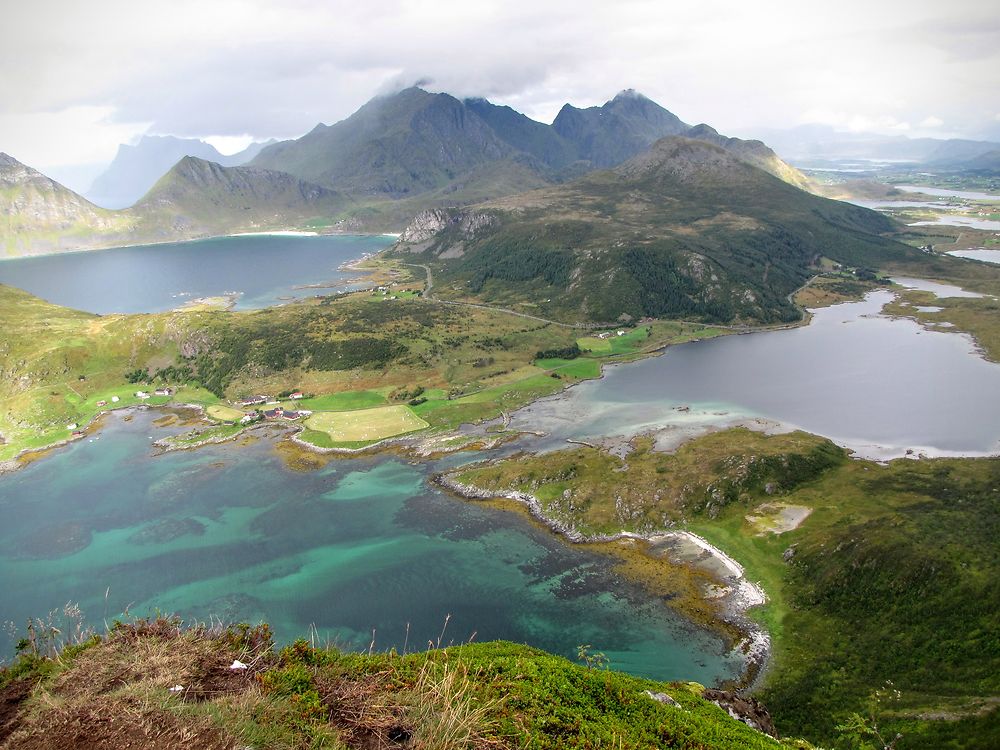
134, 388, 174, 400
372, 286, 399, 300
240, 406, 310, 423
237, 393, 309, 424
595, 330, 627, 340
238, 392, 303, 407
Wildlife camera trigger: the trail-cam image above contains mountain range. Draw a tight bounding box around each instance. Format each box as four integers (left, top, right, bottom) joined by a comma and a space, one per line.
3, 88, 839, 259
748, 123, 1000, 169
0, 152, 352, 256
85, 135, 273, 209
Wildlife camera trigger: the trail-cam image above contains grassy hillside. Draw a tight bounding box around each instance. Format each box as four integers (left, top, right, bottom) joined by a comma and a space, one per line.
131, 156, 355, 238
684, 124, 812, 191
0, 279, 729, 461
394, 137, 918, 325
452, 431, 1000, 749
0, 619, 810, 749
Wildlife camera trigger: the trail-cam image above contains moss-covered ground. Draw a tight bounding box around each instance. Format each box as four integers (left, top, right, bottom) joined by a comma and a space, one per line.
0, 618, 810, 749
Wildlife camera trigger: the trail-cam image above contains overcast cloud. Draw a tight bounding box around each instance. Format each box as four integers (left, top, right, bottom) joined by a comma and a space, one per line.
2, 0, 998, 171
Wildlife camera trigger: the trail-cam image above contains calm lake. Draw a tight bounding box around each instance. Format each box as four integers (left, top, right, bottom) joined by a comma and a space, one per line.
0, 409, 741, 684
0, 234, 395, 314
896, 185, 1000, 201
949, 249, 1000, 265
908, 216, 1000, 231
509, 291, 1000, 459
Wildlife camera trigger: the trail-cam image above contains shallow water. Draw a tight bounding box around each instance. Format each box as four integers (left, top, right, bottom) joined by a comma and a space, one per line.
847, 199, 944, 209
0, 234, 394, 314
908, 216, 1000, 231
0, 410, 741, 683
948, 249, 1000, 266
509, 291, 1000, 459
896, 185, 1000, 201
892, 277, 986, 299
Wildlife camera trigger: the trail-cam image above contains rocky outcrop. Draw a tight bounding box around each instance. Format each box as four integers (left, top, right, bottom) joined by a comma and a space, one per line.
702, 689, 778, 737
397, 208, 498, 249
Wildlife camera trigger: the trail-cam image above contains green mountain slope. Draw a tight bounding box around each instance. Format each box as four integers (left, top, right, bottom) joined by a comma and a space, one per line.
132, 156, 351, 237
2, 90, 830, 257
0, 153, 140, 257
463, 96, 580, 169
251, 87, 698, 201
394, 136, 916, 324
685, 124, 812, 191
0, 153, 356, 256
251, 87, 527, 197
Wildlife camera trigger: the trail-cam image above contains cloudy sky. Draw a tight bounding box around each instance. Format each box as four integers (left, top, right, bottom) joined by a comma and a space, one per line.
3, 0, 998, 180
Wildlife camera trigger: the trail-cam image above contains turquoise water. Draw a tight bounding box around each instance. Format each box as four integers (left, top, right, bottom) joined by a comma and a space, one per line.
0, 410, 741, 684
0, 234, 394, 314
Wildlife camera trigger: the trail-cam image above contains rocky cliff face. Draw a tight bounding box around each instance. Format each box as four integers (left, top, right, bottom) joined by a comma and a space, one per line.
398, 208, 498, 245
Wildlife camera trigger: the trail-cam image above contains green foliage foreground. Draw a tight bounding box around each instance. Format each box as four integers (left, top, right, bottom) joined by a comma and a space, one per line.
0, 619, 809, 749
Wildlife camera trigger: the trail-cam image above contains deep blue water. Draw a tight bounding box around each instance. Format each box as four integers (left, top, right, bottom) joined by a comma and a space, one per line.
0, 234, 394, 314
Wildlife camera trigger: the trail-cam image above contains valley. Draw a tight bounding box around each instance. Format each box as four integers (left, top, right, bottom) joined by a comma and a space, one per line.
3, 82, 1000, 750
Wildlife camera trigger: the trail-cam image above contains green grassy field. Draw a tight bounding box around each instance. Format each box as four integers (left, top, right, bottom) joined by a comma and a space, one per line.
290, 389, 389, 411
578, 326, 650, 354
205, 404, 245, 421
304, 404, 429, 443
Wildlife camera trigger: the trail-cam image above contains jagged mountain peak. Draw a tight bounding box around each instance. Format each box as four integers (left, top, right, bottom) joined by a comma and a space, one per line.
86, 135, 270, 209
612, 88, 647, 100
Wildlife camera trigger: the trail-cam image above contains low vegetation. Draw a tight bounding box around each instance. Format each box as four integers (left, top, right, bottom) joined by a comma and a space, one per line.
0, 616, 810, 749
453, 429, 1000, 749
0, 280, 728, 462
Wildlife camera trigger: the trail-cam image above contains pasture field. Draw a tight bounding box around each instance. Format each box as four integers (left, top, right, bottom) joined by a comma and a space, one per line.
304, 404, 428, 443
206, 404, 245, 421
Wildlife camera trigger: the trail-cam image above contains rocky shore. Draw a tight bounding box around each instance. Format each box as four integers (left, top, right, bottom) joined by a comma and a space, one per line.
433, 472, 771, 688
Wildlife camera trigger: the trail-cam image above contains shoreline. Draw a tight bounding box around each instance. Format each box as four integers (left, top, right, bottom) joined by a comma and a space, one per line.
432, 472, 771, 690
0, 229, 400, 263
